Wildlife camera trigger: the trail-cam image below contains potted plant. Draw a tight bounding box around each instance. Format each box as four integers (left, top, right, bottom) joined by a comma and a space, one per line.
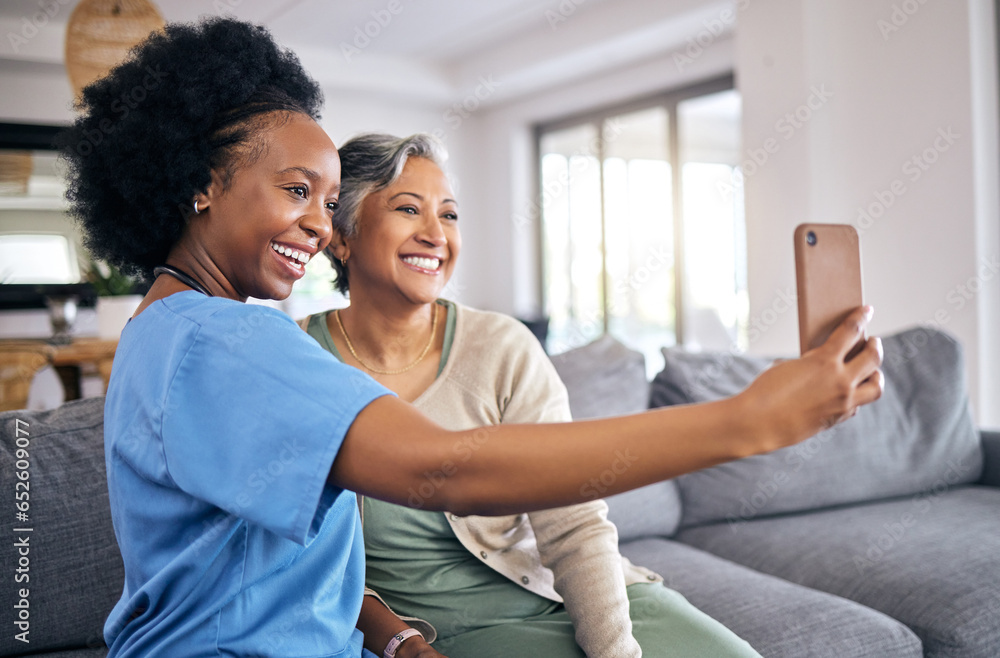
83, 259, 147, 339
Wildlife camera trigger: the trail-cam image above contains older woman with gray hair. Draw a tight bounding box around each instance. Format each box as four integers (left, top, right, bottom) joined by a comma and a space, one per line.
299, 133, 762, 658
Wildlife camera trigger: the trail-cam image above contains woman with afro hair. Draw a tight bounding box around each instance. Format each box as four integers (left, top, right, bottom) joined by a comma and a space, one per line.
59, 16, 883, 658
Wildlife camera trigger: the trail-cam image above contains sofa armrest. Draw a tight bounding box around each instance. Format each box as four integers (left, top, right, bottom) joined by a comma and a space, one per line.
980, 430, 1000, 487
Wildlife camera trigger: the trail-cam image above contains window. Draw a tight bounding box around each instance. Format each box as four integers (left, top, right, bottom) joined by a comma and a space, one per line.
537, 76, 746, 375
0, 146, 80, 286
0, 233, 75, 283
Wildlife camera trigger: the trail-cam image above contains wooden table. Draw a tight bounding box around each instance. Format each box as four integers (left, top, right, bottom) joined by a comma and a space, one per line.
52, 338, 118, 399
0, 338, 118, 401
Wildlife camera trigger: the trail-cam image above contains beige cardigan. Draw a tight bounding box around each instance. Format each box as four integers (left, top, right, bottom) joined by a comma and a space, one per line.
303, 303, 661, 657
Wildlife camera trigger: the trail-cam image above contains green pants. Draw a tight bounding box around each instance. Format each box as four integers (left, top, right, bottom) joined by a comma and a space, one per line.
430, 582, 762, 657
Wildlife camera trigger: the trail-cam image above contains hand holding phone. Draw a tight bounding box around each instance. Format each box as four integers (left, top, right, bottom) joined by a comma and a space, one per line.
794, 223, 866, 359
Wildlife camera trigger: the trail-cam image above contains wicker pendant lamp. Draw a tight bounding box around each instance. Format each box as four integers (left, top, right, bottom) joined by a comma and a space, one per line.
64, 0, 165, 98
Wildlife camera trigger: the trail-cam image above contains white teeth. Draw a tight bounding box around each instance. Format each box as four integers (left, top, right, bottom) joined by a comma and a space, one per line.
402, 256, 441, 270
271, 242, 311, 265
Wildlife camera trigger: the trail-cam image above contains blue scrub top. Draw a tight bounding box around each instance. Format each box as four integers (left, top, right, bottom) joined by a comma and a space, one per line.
103, 292, 391, 657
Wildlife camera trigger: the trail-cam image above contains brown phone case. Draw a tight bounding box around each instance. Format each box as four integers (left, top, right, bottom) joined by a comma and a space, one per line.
794, 223, 864, 356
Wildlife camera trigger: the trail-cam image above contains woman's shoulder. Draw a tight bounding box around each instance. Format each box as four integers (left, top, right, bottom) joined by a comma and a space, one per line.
297, 309, 331, 332
136, 294, 308, 357
448, 302, 547, 366
451, 303, 538, 343
111, 296, 300, 406
156, 292, 288, 324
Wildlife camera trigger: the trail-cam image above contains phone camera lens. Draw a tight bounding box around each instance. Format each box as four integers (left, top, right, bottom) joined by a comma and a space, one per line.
806, 231, 817, 246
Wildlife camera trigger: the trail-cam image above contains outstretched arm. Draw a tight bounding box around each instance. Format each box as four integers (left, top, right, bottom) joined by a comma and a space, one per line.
331, 306, 882, 517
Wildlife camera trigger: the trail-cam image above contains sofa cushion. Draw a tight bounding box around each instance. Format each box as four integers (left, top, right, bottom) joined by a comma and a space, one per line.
677, 485, 1000, 658
549, 334, 650, 420
602, 481, 682, 543
619, 538, 922, 658
549, 335, 682, 539
0, 397, 121, 656
649, 326, 982, 527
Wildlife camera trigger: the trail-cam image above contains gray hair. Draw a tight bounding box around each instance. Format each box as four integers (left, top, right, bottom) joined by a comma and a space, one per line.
328, 132, 449, 294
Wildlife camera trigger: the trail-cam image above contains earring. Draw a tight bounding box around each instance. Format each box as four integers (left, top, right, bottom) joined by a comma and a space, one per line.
193, 200, 200, 215
340, 257, 347, 267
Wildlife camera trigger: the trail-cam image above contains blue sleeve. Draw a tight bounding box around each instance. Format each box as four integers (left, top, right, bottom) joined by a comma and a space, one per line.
160, 303, 392, 545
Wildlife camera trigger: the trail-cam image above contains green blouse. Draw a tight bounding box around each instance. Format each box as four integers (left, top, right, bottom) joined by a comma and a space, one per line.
304, 300, 560, 638
304, 300, 457, 378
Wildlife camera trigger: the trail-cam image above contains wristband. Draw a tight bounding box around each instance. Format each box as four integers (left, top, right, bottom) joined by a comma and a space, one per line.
384, 628, 423, 658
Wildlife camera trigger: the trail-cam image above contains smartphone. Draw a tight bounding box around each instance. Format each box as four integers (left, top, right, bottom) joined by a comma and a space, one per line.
794, 223, 865, 358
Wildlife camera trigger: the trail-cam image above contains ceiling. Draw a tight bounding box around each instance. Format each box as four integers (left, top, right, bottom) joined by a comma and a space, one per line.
0, 0, 736, 107
0, 0, 592, 61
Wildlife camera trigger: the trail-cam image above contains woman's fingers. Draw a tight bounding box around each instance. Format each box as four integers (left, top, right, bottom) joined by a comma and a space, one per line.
853, 368, 885, 407
847, 335, 883, 386
833, 337, 884, 426
733, 305, 885, 450
819, 305, 874, 362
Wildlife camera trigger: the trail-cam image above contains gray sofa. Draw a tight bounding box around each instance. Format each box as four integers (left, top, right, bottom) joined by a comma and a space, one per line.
549, 326, 1000, 657
1, 326, 997, 656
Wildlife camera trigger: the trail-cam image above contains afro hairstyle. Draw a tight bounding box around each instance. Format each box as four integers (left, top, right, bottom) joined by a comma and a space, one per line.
58, 17, 323, 280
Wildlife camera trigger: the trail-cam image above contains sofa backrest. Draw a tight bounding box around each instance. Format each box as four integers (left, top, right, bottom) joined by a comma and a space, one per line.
649, 326, 984, 529
549, 335, 683, 541
0, 396, 122, 655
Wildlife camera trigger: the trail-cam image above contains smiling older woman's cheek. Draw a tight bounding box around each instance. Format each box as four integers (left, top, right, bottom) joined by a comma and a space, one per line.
342, 157, 459, 306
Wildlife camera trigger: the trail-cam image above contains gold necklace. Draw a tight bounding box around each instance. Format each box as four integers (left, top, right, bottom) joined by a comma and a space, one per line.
335, 305, 438, 375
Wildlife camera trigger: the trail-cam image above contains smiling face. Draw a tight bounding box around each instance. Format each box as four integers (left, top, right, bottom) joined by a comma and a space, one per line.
189, 112, 341, 301
340, 156, 461, 307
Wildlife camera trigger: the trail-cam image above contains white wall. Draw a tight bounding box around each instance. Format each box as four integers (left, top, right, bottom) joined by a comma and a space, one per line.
737, 0, 1000, 426
455, 0, 999, 427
